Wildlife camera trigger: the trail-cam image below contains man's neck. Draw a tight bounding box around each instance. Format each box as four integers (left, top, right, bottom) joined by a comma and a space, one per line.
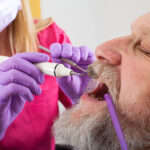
0, 28, 12, 56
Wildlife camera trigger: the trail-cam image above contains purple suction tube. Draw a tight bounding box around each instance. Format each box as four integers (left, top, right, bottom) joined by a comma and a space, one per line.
104, 94, 128, 150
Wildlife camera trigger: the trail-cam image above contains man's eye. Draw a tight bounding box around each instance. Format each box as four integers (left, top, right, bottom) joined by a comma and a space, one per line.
136, 45, 150, 55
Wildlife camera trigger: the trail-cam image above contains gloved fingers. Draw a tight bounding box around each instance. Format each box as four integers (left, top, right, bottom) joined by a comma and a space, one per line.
62, 63, 71, 69
51, 57, 62, 64
57, 76, 72, 89
88, 50, 94, 57
0, 69, 41, 95
71, 46, 80, 63
77, 56, 96, 66
0, 83, 34, 102
50, 43, 72, 68
50, 43, 62, 63
0, 56, 44, 84
87, 54, 96, 64
78, 50, 95, 65
9, 83, 34, 101
50, 43, 62, 58
10, 95, 25, 114
61, 43, 72, 58
15, 52, 50, 63
80, 46, 90, 61
51, 58, 71, 70
50, 43, 72, 59
0, 95, 25, 115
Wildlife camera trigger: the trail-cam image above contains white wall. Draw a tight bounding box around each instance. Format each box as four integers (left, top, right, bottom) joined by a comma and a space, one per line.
40, 0, 150, 51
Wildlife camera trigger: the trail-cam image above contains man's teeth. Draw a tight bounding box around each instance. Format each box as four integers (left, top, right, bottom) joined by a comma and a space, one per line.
90, 94, 104, 101
97, 97, 104, 101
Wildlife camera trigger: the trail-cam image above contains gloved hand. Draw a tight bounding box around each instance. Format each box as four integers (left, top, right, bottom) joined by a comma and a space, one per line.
0, 52, 49, 140
50, 43, 95, 104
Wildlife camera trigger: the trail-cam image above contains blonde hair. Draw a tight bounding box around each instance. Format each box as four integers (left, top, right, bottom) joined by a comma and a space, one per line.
9, 0, 38, 54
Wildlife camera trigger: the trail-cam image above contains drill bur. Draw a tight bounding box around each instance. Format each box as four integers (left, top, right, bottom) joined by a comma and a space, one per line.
70, 71, 85, 76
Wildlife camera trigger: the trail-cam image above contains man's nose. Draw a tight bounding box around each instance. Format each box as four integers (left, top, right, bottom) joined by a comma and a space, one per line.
95, 37, 129, 65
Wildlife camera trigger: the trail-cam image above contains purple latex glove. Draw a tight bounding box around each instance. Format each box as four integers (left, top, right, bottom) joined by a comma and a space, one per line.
50, 43, 95, 104
0, 52, 49, 140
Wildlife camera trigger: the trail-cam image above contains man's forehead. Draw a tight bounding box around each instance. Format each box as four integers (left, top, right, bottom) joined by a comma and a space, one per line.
131, 12, 150, 34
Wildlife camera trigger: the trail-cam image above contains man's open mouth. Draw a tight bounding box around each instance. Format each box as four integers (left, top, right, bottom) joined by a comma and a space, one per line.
87, 80, 109, 101
85, 62, 120, 103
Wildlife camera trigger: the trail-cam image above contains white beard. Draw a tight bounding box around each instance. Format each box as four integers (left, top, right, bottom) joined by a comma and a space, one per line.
53, 101, 150, 150
53, 103, 120, 150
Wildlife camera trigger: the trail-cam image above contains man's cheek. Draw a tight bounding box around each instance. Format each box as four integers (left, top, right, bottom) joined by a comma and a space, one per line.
119, 84, 150, 118
121, 73, 150, 100
120, 66, 147, 100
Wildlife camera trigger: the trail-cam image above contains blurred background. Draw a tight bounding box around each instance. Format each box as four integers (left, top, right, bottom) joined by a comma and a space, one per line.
29, 0, 150, 51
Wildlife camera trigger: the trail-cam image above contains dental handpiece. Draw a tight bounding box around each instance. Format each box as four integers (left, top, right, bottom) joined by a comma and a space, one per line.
0, 56, 84, 78
38, 45, 87, 73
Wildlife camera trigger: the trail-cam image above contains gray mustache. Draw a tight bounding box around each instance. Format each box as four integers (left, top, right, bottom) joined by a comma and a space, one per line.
87, 60, 121, 104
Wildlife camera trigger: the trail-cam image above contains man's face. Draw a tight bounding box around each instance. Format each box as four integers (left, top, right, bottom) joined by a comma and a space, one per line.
54, 12, 150, 150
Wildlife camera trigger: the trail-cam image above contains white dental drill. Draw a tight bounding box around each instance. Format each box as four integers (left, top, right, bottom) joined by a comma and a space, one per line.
0, 56, 84, 77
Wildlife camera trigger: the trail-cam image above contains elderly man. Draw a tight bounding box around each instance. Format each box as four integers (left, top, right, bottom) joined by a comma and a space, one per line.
53, 12, 150, 150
